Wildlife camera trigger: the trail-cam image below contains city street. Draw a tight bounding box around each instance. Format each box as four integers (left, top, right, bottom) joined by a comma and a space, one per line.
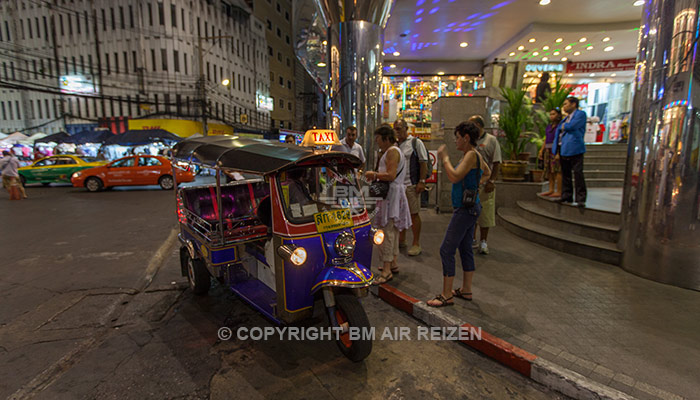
0, 184, 565, 399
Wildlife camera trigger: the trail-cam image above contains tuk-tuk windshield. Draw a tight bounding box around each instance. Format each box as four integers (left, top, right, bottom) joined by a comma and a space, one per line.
278, 165, 366, 223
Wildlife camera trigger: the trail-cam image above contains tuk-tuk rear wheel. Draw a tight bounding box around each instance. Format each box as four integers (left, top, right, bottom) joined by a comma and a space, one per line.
186, 256, 211, 295
332, 294, 372, 362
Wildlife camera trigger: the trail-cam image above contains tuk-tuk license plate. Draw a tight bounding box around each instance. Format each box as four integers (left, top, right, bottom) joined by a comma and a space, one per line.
314, 209, 353, 233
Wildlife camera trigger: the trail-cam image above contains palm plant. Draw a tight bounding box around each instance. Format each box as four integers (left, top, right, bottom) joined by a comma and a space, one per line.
498, 87, 534, 160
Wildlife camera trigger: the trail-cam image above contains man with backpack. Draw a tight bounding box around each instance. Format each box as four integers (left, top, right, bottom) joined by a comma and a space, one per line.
393, 119, 429, 256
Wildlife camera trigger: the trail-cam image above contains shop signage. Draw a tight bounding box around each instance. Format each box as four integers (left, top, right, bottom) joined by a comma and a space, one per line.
566, 58, 636, 74
569, 84, 589, 98
525, 63, 564, 73
427, 150, 438, 183
256, 93, 274, 111
60, 74, 98, 94
128, 118, 233, 137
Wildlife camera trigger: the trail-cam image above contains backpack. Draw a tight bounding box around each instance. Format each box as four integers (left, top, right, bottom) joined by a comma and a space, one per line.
409, 137, 431, 185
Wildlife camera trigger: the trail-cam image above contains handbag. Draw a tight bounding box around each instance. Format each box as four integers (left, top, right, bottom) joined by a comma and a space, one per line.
461, 152, 482, 208
369, 165, 404, 199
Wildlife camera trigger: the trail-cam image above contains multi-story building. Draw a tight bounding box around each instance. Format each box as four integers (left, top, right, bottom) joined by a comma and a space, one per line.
250, 0, 295, 130
0, 0, 270, 134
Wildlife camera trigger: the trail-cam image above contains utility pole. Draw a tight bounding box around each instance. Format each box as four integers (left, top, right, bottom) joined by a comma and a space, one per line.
197, 35, 208, 136
49, 4, 65, 129
92, 0, 105, 118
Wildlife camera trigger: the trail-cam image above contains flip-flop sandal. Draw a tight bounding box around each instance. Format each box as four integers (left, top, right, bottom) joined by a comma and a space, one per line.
378, 266, 400, 274
452, 288, 472, 301
427, 294, 454, 307
372, 273, 393, 286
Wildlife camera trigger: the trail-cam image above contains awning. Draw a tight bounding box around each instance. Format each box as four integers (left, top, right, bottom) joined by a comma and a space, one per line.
102, 129, 182, 146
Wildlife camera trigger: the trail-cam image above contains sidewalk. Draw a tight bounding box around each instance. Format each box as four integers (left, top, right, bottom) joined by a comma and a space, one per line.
375, 210, 699, 400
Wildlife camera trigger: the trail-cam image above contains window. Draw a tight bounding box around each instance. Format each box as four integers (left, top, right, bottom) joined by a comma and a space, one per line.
37, 100, 42, 119
181, 9, 185, 30
114, 52, 119, 74
138, 156, 162, 166
288, 102, 292, 111
268, 46, 272, 56
276, 2, 281, 12
111, 157, 135, 167
123, 52, 128, 73
286, 58, 290, 67
75, 12, 80, 34
174, 50, 179, 72
102, 9, 106, 31
28, 18, 33, 38
72, 56, 77, 73
105, 53, 110, 74
287, 80, 291, 89
266, 19, 271, 30
286, 35, 290, 44
279, 99, 284, 108
161, 48, 167, 71
43, 17, 48, 39
129, 6, 134, 28
132, 51, 137, 71
184, 55, 187, 74
158, 2, 164, 25
171, 4, 176, 28
279, 76, 283, 86
151, 49, 156, 71
276, 27, 281, 37
270, 71, 274, 81
147, 4, 153, 25
111, 8, 115, 30
59, 15, 64, 35
120, 6, 125, 29
285, 11, 289, 21
277, 52, 282, 62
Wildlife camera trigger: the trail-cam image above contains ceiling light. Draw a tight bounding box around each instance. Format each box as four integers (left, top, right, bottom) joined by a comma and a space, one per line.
322, 40, 328, 46
602, 37, 611, 42
542, 57, 548, 61
556, 38, 563, 43
533, 51, 539, 56
460, 42, 468, 47
553, 51, 560, 55
539, 0, 551, 5
568, 73, 574, 76
565, 45, 572, 50
529, 38, 536, 43
389, 64, 396, 68
537, 73, 542, 78
604, 46, 614, 51
543, 45, 550, 50
561, 57, 568, 61
574, 51, 581, 56
589, 73, 596, 77
523, 74, 528, 78
382, 52, 385, 55
509, 52, 516, 56
317, 62, 327, 67
611, 73, 617, 77
437, 71, 445, 75
579, 37, 587, 42
587, 46, 594, 50
393, 51, 400, 56
517, 45, 525, 50
633, 0, 644, 5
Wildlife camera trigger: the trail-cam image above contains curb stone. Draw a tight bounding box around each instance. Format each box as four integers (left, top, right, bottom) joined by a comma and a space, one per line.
369, 283, 636, 400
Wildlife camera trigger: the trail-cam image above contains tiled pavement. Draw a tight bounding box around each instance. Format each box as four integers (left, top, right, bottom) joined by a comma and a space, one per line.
376, 210, 699, 400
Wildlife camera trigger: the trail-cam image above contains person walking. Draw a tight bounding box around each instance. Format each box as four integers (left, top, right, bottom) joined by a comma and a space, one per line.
468, 115, 501, 255
552, 96, 587, 207
1, 150, 27, 199
332, 126, 366, 170
365, 125, 411, 284
427, 121, 490, 307
539, 108, 563, 197
393, 119, 429, 256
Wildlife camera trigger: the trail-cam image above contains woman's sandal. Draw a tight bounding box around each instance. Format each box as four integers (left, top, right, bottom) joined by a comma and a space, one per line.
452, 288, 472, 301
372, 273, 393, 286
427, 294, 454, 307
378, 266, 400, 274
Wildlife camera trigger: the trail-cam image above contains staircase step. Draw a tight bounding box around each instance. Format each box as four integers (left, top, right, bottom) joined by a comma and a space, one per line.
584, 156, 628, 163
497, 208, 622, 266
516, 201, 620, 242
584, 170, 625, 180
584, 162, 626, 171
586, 178, 624, 188
535, 195, 620, 225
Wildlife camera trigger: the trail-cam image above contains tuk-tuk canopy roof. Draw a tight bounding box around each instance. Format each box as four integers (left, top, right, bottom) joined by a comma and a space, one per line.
171, 135, 361, 174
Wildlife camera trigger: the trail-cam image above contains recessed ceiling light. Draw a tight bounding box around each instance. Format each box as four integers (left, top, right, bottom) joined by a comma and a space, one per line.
565, 45, 572, 50
633, 0, 644, 6
537, 73, 542, 78
604, 46, 614, 51
382, 52, 385, 55
602, 37, 611, 42
322, 40, 328, 46
542, 57, 548, 61
590, 73, 596, 77
539, 0, 551, 5
518, 45, 525, 50
529, 38, 536, 43
556, 38, 563, 43
437, 71, 445, 75
389, 64, 396, 68
561, 57, 568, 61
611, 73, 617, 77
579, 37, 587, 42
568, 73, 574, 76
587, 46, 594, 50
533, 51, 539, 56
543, 45, 550, 50
317, 62, 327, 67
393, 51, 400, 56
460, 42, 468, 47
553, 51, 560, 55
523, 74, 528, 78
574, 51, 581, 55
509, 52, 516, 56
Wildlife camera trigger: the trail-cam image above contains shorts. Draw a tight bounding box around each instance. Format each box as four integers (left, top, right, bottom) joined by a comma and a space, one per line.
379, 219, 400, 262
405, 185, 420, 215
477, 189, 496, 228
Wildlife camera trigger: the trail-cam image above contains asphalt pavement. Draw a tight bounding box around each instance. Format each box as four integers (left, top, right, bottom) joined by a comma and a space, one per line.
0, 182, 565, 399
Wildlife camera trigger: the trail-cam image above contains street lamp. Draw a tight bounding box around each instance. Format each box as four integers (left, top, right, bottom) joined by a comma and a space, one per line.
221, 79, 230, 86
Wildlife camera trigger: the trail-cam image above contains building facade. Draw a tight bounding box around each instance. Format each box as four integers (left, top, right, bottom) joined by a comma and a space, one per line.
0, 0, 270, 134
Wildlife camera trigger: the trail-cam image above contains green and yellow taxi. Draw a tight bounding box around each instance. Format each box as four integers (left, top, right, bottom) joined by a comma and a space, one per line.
19, 155, 107, 186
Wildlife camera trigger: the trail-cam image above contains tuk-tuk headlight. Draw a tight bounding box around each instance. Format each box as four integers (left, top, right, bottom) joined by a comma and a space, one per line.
371, 228, 385, 245
277, 244, 307, 266
335, 232, 356, 257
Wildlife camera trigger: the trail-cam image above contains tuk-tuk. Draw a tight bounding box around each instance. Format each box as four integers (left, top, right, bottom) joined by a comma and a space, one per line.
171, 130, 383, 362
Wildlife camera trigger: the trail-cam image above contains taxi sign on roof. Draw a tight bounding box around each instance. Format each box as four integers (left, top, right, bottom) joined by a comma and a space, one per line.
301, 129, 341, 147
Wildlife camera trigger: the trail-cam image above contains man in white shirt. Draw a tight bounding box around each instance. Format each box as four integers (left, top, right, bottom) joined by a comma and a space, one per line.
394, 119, 429, 256
332, 126, 366, 170
469, 115, 501, 255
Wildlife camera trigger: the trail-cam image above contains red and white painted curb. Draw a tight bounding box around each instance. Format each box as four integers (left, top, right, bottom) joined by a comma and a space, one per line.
371, 284, 634, 400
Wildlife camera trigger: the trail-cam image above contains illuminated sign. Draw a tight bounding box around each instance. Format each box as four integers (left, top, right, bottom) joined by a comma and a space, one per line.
566, 58, 636, 73
59, 74, 98, 94
301, 129, 340, 146
256, 93, 273, 111
525, 63, 564, 73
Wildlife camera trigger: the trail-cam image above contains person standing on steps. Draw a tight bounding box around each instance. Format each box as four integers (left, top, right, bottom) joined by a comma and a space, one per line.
468, 115, 501, 255
552, 96, 587, 207
393, 119, 429, 256
427, 121, 490, 307
539, 108, 563, 198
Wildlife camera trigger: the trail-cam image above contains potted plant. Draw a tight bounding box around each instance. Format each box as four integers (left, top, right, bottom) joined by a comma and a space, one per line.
498, 87, 534, 181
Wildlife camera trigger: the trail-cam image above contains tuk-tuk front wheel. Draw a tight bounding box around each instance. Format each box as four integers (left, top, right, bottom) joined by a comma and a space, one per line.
332, 294, 372, 362
186, 256, 211, 295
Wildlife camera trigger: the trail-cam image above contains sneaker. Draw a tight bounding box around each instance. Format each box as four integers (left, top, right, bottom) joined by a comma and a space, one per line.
472, 239, 479, 249
479, 240, 489, 255
407, 245, 422, 256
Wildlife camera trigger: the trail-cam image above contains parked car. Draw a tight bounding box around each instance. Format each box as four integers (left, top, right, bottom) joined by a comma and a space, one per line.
18, 155, 106, 186
71, 155, 195, 192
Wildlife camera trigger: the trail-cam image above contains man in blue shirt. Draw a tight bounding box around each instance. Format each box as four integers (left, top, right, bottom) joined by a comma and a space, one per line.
552, 96, 587, 207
